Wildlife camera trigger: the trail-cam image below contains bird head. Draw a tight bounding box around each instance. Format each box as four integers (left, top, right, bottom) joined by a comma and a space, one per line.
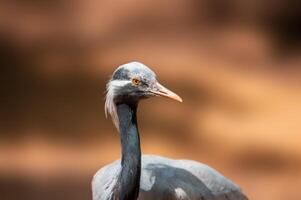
105, 62, 182, 128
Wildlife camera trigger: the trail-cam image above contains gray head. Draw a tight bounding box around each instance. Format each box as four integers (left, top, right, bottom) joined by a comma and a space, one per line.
105, 62, 182, 129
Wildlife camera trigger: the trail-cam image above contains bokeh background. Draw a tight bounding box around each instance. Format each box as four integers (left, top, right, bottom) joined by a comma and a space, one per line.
0, 0, 301, 200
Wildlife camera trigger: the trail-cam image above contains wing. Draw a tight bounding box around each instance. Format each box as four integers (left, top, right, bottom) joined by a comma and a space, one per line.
92, 155, 248, 200
139, 155, 248, 200
92, 160, 121, 200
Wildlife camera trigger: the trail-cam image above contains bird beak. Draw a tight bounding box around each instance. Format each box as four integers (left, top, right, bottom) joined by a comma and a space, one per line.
152, 82, 183, 102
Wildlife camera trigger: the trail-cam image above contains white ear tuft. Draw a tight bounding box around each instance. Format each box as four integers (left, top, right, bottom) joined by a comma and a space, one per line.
104, 80, 130, 131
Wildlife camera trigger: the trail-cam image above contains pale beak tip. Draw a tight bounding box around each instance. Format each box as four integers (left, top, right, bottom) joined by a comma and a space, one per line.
175, 95, 183, 103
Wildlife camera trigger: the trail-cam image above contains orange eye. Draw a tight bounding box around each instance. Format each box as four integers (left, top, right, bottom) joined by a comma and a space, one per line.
132, 78, 140, 85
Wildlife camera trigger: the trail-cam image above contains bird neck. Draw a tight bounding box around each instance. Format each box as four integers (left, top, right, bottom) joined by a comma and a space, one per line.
116, 103, 141, 200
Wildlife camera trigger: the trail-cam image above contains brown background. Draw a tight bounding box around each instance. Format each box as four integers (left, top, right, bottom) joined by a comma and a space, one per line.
0, 0, 301, 200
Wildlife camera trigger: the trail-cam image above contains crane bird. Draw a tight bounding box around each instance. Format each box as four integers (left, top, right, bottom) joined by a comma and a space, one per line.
92, 62, 248, 200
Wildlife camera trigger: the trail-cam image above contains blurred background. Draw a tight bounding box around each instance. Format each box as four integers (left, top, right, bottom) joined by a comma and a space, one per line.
0, 0, 301, 199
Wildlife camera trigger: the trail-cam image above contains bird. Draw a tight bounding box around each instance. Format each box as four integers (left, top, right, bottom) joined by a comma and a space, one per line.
92, 62, 248, 200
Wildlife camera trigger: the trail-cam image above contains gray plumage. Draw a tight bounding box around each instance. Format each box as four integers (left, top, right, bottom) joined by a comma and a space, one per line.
93, 155, 247, 200
92, 62, 248, 200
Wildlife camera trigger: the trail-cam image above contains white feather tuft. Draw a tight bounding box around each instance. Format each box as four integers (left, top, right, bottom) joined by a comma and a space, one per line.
105, 80, 130, 131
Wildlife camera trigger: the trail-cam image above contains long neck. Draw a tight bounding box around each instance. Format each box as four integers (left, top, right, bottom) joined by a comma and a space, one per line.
115, 103, 141, 200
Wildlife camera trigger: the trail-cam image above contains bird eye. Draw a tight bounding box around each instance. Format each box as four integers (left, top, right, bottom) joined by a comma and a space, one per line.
132, 78, 140, 85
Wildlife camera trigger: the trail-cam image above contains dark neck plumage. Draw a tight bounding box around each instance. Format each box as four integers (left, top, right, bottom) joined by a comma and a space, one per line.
115, 102, 141, 200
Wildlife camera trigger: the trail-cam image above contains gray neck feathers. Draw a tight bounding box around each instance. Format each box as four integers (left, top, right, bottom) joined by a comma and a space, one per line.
114, 103, 141, 200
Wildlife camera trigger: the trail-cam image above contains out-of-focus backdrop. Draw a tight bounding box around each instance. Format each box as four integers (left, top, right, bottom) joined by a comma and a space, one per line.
0, 1, 301, 200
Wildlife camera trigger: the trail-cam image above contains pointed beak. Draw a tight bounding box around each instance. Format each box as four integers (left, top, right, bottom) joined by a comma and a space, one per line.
151, 82, 183, 102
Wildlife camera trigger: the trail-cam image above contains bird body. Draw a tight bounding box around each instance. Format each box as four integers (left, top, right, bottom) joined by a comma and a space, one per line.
93, 155, 247, 200
92, 62, 248, 200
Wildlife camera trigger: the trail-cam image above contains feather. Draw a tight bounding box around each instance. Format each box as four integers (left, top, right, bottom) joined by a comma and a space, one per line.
105, 79, 130, 131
